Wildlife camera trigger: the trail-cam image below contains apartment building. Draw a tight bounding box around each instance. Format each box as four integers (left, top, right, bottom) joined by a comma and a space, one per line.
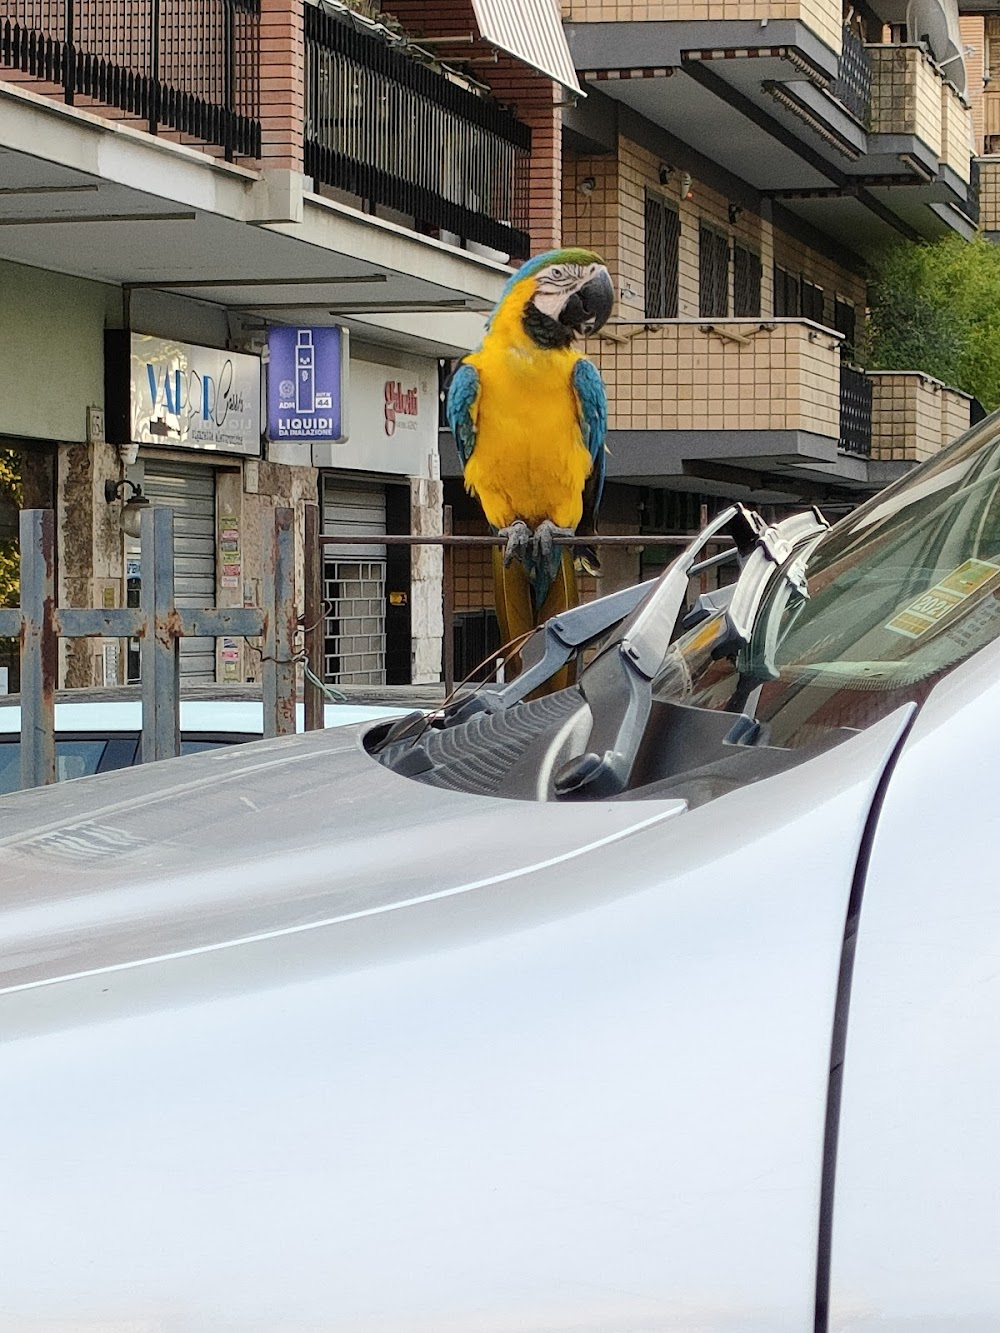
435, 0, 983, 665
0, 0, 572, 689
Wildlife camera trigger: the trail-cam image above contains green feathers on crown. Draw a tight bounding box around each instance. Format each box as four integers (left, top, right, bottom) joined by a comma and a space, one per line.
488, 248, 606, 325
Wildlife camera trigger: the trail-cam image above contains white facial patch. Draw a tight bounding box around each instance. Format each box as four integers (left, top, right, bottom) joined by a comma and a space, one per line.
531, 262, 604, 322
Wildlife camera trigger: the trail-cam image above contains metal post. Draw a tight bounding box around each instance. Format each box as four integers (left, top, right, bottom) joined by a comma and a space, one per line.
224, 0, 236, 162
18, 510, 57, 791
263, 507, 297, 738
303, 502, 324, 732
442, 504, 455, 696
63, 0, 75, 105
140, 504, 180, 764
148, 0, 161, 136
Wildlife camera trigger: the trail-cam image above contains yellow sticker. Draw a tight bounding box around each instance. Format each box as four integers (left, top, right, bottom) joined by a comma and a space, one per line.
886, 559, 1000, 640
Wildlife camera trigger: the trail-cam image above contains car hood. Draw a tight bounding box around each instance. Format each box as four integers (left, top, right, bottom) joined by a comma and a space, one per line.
0, 708, 914, 1332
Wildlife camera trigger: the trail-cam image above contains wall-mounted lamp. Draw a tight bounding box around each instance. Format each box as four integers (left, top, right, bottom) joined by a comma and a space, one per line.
680, 171, 693, 200
104, 477, 150, 540
621, 283, 638, 301
658, 163, 673, 185
728, 203, 742, 224
578, 175, 597, 195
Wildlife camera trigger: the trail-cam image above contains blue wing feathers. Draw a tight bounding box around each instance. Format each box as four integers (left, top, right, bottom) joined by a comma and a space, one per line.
446, 362, 479, 467
573, 358, 607, 516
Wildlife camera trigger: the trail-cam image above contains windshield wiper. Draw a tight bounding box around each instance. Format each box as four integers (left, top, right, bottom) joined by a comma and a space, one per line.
553, 506, 828, 800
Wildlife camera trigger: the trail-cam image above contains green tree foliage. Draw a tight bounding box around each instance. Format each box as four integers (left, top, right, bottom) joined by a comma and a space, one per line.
0, 447, 21, 609
865, 235, 1000, 411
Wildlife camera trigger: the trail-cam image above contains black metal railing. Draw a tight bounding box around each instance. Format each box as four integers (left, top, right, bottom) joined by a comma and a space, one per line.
840, 363, 873, 457
963, 156, 981, 226
0, 0, 261, 160
832, 25, 871, 126
304, 3, 531, 259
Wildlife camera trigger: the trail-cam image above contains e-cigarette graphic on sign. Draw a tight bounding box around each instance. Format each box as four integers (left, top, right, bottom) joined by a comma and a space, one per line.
267, 326, 347, 442
295, 330, 315, 413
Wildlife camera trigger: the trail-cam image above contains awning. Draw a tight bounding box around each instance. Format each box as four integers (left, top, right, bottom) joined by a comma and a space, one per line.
472, 0, 583, 95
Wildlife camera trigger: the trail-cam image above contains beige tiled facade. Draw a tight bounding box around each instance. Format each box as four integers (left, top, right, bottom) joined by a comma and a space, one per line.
585, 319, 841, 437
961, 15, 986, 155
560, 0, 842, 55
979, 158, 1000, 229
869, 373, 972, 462
941, 83, 974, 183
868, 44, 944, 158
564, 134, 864, 327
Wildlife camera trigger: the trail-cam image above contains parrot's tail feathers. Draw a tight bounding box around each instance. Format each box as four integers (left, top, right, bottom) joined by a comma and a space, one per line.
574, 545, 601, 577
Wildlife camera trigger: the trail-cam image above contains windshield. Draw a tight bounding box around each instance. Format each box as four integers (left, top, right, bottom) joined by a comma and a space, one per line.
667, 413, 1000, 748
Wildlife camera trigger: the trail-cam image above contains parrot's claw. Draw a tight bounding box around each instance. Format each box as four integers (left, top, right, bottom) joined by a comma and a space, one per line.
499, 520, 532, 567
533, 520, 577, 563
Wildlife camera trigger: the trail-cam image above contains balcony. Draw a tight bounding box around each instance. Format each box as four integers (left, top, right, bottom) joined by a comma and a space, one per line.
976, 157, 1000, 230
0, 0, 261, 159
867, 43, 973, 184
590, 319, 843, 441
868, 372, 972, 463
561, 0, 844, 61
303, 5, 531, 260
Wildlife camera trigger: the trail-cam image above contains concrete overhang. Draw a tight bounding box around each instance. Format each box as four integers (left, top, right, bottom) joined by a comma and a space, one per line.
438, 425, 886, 500
0, 83, 507, 351
564, 23, 972, 250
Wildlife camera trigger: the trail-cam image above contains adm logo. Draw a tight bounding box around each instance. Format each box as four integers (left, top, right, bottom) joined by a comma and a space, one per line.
384, 380, 419, 436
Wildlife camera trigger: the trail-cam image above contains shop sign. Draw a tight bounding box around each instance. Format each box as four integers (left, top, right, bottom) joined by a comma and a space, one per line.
312, 353, 436, 476
130, 334, 261, 457
267, 326, 349, 442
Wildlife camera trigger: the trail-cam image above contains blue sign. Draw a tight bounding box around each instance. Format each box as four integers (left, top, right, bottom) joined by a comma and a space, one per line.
267, 326, 348, 442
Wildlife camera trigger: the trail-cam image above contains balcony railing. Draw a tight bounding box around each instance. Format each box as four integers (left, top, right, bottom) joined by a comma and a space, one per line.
0, 0, 261, 159
832, 26, 871, 125
963, 153, 981, 225
304, 4, 531, 260
839, 363, 873, 457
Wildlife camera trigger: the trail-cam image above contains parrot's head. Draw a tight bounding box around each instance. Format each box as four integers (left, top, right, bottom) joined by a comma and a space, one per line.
490, 248, 615, 349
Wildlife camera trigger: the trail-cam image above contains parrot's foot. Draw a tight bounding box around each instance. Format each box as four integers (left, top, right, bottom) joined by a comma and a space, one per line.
533, 520, 577, 563
498, 519, 533, 567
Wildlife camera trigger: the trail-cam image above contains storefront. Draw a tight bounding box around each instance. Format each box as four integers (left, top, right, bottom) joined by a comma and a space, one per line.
108, 331, 263, 683
310, 344, 442, 687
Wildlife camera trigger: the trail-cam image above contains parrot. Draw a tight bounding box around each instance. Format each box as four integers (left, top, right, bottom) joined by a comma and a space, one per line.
446, 248, 614, 673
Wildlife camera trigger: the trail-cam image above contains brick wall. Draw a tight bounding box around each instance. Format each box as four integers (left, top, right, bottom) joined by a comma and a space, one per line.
259, 0, 303, 171
384, 0, 563, 253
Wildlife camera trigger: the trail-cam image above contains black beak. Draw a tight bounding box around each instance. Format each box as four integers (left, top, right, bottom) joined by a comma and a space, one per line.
558, 268, 615, 338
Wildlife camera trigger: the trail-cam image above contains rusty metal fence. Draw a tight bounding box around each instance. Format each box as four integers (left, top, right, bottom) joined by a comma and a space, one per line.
0, 505, 297, 791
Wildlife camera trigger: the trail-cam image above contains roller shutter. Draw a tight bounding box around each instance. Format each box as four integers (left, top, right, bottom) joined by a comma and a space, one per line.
142, 460, 217, 682
321, 478, 386, 685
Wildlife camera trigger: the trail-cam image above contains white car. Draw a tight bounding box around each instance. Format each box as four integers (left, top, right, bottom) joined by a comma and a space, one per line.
2, 417, 1000, 1331
0, 690, 417, 793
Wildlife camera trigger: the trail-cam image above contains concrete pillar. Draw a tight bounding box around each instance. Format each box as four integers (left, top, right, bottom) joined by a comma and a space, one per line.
259, 0, 304, 172
57, 439, 123, 688
411, 474, 444, 684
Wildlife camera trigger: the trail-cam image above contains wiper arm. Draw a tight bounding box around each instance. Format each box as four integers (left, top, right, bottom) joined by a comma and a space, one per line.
553, 505, 829, 800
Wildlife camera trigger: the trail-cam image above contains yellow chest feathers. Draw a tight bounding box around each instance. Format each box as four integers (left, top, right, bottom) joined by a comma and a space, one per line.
462, 338, 592, 531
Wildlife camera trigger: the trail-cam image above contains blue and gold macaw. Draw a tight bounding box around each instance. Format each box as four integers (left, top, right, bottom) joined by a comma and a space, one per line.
447, 248, 613, 674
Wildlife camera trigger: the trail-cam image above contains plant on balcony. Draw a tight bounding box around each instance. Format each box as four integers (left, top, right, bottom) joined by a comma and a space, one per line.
865, 235, 1000, 411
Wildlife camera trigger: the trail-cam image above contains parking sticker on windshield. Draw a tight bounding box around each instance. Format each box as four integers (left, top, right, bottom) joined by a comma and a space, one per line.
886, 558, 1000, 640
